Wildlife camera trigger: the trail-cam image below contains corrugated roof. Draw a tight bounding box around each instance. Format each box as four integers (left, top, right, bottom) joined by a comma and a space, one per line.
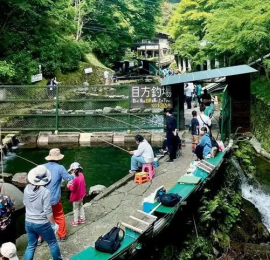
162, 65, 257, 86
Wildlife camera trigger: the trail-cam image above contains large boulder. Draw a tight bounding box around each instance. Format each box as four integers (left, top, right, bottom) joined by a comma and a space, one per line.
114, 106, 123, 113
12, 172, 27, 184
89, 185, 106, 196
103, 107, 113, 114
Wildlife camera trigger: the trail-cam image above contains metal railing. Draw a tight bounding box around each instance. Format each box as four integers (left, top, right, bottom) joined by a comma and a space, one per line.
0, 85, 164, 132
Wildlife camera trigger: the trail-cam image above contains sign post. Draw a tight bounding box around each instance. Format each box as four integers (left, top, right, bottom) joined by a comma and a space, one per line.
130, 85, 172, 109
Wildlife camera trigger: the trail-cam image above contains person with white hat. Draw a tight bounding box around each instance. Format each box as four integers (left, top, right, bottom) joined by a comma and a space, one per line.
0, 242, 18, 260
23, 165, 62, 260
44, 148, 74, 242
67, 162, 86, 227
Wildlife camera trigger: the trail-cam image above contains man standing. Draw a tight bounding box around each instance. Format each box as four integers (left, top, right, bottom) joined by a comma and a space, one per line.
196, 83, 202, 105
104, 70, 109, 85
165, 108, 178, 162
184, 83, 193, 109
129, 135, 154, 175
44, 148, 74, 242
201, 89, 212, 106
197, 105, 212, 133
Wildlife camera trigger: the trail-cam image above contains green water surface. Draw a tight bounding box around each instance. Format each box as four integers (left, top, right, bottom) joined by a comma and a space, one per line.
5, 146, 131, 213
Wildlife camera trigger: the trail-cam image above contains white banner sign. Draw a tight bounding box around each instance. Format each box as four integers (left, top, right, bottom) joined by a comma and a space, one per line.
84, 68, 93, 74
31, 73, 42, 83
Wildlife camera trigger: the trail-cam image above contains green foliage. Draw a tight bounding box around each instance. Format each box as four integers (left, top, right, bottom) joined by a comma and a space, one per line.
234, 141, 256, 173
0, 0, 162, 83
0, 61, 15, 83
179, 236, 213, 260
169, 0, 270, 72
200, 190, 241, 234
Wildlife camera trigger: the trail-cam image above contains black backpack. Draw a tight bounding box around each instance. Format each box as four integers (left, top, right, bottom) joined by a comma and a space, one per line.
95, 226, 125, 254
159, 193, 181, 207
210, 136, 219, 152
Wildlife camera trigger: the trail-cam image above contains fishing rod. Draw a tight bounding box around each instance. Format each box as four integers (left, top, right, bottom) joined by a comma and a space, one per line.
101, 114, 154, 134
67, 125, 130, 154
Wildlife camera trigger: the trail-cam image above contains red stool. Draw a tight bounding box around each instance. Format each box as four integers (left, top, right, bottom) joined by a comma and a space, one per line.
134, 172, 149, 185
142, 164, 155, 180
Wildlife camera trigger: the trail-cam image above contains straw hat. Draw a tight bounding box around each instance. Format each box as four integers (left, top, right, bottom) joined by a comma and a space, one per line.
45, 148, 64, 161
1, 242, 19, 260
68, 162, 83, 172
27, 165, 51, 186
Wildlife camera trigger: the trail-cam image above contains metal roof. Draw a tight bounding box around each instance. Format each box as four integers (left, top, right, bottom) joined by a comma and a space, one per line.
162, 65, 257, 86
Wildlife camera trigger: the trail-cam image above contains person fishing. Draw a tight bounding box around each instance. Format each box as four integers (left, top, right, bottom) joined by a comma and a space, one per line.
67, 162, 86, 227
23, 165, 62, 260
129, 135, 154, 175
43, 148, 74, 242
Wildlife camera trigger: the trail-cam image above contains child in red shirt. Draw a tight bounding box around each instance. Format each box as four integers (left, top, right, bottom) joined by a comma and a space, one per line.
67, 162, 86, 226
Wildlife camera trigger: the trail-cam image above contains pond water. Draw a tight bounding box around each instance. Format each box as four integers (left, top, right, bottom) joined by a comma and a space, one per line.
4, 146, 133, 213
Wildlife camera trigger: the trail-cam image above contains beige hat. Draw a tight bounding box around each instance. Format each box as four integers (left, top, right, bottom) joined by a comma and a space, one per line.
1, 242, 19, 260
28, 165, 51, 186
45, 148, 64, 161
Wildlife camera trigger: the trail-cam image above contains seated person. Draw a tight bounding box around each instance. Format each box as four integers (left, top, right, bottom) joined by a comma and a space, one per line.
129, 135, 154, 175
194, 127, 212, 160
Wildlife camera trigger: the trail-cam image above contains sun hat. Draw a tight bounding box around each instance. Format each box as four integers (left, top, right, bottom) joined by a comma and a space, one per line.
45, 148, 64, 161
1, 242, 19, 260
68, 162, 83, 172
27, 165, 51, 186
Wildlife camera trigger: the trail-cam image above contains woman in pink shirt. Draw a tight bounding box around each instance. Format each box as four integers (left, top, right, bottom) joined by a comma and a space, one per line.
67, 162, 86, 227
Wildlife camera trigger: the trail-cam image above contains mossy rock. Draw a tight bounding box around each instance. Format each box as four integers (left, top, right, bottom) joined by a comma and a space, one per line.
230, 199, 270, 243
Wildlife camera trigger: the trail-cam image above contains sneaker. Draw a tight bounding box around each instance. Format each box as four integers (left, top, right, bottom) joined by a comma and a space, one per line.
70, 221, 79, 227
129, 170, 136, 175
78, 218, 86, 224
37, 237, 43, 246
166, 159, 174, 163
59, 236, 68, 242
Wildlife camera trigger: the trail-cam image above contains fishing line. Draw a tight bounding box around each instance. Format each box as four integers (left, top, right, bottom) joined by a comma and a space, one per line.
67, 125, 130, 154
101, 114, 153, 134
13, 154, 38, 166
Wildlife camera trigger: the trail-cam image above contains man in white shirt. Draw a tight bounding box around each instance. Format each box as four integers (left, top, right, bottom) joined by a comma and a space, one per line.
104, 70, 109, 85
185, 83, 193, 109
129, 135, 154, 175
197, 105, 212, 132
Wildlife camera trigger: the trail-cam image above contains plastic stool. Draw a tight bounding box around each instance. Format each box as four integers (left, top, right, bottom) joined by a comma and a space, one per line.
134, 172, 150, 185
142, 163, 155, 180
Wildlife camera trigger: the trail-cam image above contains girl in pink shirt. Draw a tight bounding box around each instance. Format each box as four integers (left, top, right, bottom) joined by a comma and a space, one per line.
67, 162, 86, 226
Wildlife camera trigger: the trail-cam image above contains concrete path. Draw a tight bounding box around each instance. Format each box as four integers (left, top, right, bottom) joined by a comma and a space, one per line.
16, 102, 220, 259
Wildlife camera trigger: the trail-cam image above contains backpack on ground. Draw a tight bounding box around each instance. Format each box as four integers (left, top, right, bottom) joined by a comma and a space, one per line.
159, 193, 181, 207
95, 225, 125, 254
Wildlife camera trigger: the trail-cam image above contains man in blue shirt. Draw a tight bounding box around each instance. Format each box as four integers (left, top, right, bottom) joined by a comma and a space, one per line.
44, 148, 74, 242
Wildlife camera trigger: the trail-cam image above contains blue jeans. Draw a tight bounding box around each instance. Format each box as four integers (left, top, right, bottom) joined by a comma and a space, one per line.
131, 155, 146, 171
24, 221, 62, 260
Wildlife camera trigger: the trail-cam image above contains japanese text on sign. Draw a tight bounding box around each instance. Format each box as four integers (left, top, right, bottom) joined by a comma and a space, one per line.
130, 85, 172, 109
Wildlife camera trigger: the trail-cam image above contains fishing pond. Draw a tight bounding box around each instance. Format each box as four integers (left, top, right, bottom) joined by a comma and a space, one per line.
3, 145, 160, 237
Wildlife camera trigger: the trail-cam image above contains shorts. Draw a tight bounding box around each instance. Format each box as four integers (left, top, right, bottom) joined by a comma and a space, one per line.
192, 135, 199, 144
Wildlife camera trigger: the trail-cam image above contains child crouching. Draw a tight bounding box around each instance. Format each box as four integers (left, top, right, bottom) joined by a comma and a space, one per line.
67, 162, 86, 226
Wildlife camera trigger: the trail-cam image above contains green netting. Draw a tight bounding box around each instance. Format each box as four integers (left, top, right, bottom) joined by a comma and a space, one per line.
0, 85, 164, 132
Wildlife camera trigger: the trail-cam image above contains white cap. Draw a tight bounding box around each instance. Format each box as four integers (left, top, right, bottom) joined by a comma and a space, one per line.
1, 242, 19, 260
68, 162, 83, 172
